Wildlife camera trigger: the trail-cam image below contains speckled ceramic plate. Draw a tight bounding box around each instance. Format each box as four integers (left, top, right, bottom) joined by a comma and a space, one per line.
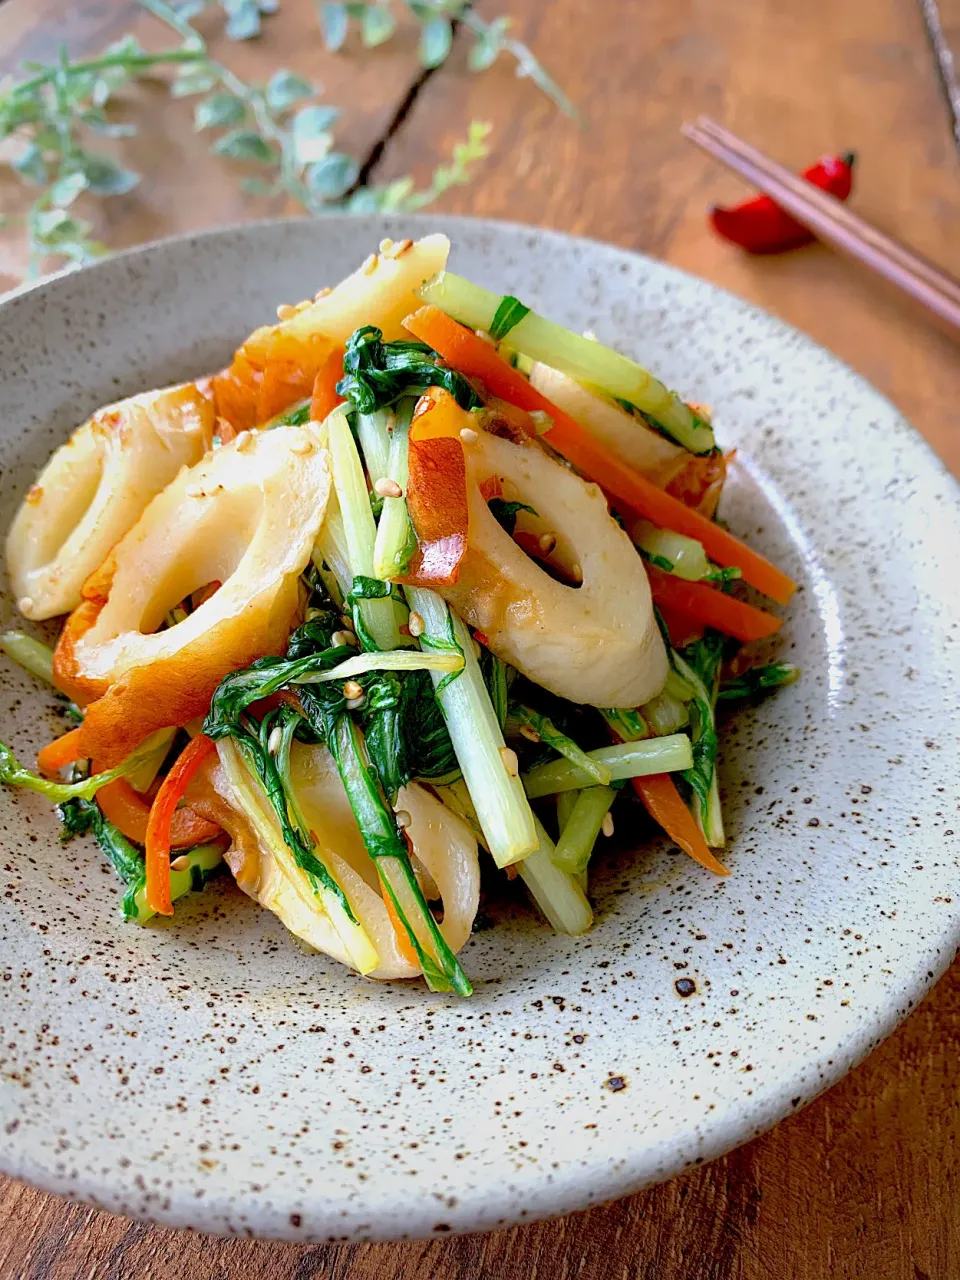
1, 216, 958, 1243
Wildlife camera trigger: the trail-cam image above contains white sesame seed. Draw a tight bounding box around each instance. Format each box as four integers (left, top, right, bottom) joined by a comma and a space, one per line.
602, 811, 615, 838
395, 809, 412, 830
519, 724, 541, 743
345, 695, 365, 711
170, 854, 191, 872
314, 287, 332, 300
530, 410, 553, 434
388, 238, 413, 259
343, 680, 363, 700
267, 725, 283, 755
362, 253, 378, 275
499, 746, 519, 778
17, 596, 34, 615
374, 477, 402, 498
459, 427, 479, 445
185, 484, 204, 498
379, 238, 394, 254
407, 611, 425, 638
276, 302, 297, 321
234, 430, 252, 452
570, 563, 583, 583
25, 484, 43, 506
538, 532, 557, 555
289, 436, 313, 455
474, 329, 496, 345
331, 630, 357, 649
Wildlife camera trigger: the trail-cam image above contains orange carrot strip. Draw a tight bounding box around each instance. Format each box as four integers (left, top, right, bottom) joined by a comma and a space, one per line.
644, 564, 782, 643
96, 776, 222, 849
144, 735, 217, 917
403, 305, 796, 605
382, 882, 419, 967
310, 347, 346, 422
632, 773, 730, 876
36, 726, 84, 777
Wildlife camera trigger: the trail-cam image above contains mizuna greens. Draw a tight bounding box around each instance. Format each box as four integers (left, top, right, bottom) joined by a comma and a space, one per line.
1, 233, 798, 996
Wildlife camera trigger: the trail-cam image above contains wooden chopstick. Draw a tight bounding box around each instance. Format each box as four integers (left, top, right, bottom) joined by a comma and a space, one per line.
682, 116, 960, 335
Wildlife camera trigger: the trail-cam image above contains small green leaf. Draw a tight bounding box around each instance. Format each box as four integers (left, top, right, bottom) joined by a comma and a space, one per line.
78, 108, 137, 138
71, 153, 140, 195
12, 144, 47, 186
48, 171, 87, 207
194, 92, 247, 130
31, 207, 79, 244
292, 104, 339, 164
467, 17, 508, 72
419, 16, 453, 68
212, 128, 276, 164
361, 4, 397, 47
319, 1, 349, 51
224, 0, 262, 41
171, 66, 218, 98
305, 151, 359, 199
265, 69, 314, 111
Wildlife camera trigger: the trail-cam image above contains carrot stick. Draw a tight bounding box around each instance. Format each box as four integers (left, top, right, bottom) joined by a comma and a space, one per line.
403, 305, 796, 605
382, 882, 420, 967
36, 726, 84, 777
144, 734, 217, 917
310, 346, 346, 422
632, 773, 730, 876
644, 564, 782, 643
96, 776, 221, 848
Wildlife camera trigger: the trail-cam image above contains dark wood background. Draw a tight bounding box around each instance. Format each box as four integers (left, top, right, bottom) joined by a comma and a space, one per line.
1, 1, 958, 1275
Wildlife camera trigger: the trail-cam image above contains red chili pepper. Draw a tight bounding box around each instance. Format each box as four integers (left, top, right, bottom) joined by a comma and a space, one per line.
709, 152, 855, 254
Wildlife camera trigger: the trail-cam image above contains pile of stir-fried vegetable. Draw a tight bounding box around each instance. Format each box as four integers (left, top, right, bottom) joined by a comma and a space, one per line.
1, 233, 798, 995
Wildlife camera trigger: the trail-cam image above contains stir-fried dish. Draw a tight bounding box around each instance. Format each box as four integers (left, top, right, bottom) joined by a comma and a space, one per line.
1, 234, 799, 995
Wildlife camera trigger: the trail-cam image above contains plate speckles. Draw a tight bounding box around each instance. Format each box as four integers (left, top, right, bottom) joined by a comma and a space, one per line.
1, 215, 958, 1242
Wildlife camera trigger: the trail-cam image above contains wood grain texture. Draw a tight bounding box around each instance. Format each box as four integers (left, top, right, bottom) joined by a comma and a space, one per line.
1, 0, 959, 1276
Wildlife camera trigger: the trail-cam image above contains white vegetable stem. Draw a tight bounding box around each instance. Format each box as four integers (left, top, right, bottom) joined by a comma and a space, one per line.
517, 816, 593, 935
372, 402, 414, 580
523, 734, 693, 798
1, 631, 55, 684
356, 409, 392, 484
294, 648, 463, 684
405, 587, 537, 868
551, 785, 617, 874
326, 406, 402, 651
418, 271, 715, 454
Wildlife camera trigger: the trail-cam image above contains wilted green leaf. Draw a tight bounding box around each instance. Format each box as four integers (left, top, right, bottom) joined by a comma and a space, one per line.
12, 144, 47, 186
319, 1, 349, 51
419, 16, 453, 68
194, 92, 247, 130
265, 69, 314, 111
361, 4, 397, 47
305, 151, 358, 198
212, 128, 276, 164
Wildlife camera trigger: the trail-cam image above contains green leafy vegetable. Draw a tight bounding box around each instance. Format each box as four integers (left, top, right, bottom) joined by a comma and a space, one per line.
507, 704, 611, 785
0, 739, 154, 803
671, 633, 725, 848
718, 662, 800, 702
1, 631, 55, 685
487, 498, 536, 535
338, 326, 483, 415
488, 294, 530, 341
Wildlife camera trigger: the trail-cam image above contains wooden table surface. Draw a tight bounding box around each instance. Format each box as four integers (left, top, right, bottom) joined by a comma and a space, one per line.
1, 1, 958, 1276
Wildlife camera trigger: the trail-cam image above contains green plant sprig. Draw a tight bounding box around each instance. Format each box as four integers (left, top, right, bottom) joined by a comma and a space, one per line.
319, 1, 576, 118
0, 0, 500, 274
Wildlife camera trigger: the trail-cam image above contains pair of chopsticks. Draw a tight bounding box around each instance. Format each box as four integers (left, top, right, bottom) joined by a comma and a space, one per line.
682, 115, 960, 336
